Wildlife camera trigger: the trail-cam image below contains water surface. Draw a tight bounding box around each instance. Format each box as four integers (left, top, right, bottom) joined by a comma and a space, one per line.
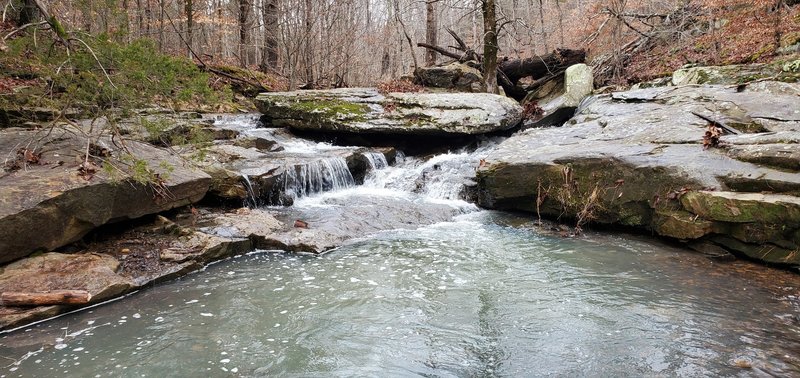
1, 212, 799, 377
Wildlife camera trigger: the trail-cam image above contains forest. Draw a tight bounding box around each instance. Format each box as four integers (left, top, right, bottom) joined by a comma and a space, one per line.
1, 0, 800, 373
2, 0, 798, 100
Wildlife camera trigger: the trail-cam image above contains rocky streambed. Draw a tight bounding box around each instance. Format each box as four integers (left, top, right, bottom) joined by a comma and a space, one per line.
0, 65, 798, 336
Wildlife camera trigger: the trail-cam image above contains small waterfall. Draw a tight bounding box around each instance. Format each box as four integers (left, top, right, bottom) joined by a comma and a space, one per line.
362, 152, 388, 171
275, 157, 355, 203
241, 174, 260, 207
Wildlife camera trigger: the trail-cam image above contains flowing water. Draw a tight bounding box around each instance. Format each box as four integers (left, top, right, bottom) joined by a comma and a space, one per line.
2, 116, 800, 376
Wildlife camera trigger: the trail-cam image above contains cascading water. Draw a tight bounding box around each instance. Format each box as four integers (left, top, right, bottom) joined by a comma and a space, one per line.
4, 115, 800, 377
241, 174, 260, 207
272, 156, 355, 204
362, 141, 499, 201
362, 151, 388, 171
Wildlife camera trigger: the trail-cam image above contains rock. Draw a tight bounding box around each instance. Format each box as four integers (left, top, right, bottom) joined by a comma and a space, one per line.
477, 81, 800, 266
0, 128, 211, 263
723, 144, 800, 171
158, 232, 251, 265
255, 88, 523, 136
564, 64, 594, 106
0, 107, 83, 127
0, 253, 134, 304
680, 191, 800, 224
672, 62, 799, 86
413, 63, 483, 92
711, 235, 799, 265
195, 143, 369, 205
523, 63, 593, 128
205, 193, 472, 254
652, 209, 715, 240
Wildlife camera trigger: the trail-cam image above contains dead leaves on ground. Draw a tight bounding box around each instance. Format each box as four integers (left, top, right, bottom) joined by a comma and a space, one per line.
703, 123, 724, 150
4, 148, 45, 172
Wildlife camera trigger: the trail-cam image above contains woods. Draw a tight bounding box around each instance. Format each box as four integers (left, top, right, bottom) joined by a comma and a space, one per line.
4, 0, 796, 91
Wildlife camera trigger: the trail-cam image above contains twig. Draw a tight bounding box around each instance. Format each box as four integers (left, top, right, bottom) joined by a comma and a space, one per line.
3, 21, 47, 41
68, 37, 117, 90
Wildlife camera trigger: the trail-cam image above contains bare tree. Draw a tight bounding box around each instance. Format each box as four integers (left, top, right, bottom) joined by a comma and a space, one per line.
261, 0, 279, 71
482, 0, 498, 93
425, 0, 438, 66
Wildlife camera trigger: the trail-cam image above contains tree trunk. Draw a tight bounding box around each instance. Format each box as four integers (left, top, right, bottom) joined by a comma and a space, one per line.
0, 290, 91, 306
158, 0, 165, 50
425, 0, 438, 66
482, 0, 498, 94
498, 48, 586, 84
304, 0, 314, 85
186, 0, 194, 59
537, 0, 548, 53
260, 0, 278, 72
18, 0, 39, 25
136, 0, 143, 36
239, 0, 250, 67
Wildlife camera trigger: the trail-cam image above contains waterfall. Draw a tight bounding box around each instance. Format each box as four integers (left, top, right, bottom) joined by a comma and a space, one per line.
274, 157, 355, 203
241, 174, 260, 207
362, 152, 388, 171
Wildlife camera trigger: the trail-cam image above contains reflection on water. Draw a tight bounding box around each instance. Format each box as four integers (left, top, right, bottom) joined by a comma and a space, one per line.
1, 212, 799, 377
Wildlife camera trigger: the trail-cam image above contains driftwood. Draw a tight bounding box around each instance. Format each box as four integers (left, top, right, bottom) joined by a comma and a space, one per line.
417, 30, 585, 100
0, 290, 92, 306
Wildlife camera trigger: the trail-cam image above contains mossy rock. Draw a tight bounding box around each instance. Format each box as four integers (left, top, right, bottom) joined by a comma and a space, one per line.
711, 235, 800, 266
254, 88, 523, 136
680, 191, 800, 224
652, 209, 715, 240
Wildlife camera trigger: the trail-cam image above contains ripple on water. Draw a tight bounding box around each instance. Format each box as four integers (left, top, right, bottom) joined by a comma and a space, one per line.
1, 212, 800, 377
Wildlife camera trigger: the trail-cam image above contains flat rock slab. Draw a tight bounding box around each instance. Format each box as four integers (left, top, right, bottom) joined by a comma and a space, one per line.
477, 81, 800, 266
0, 253, 134, 308
0, 127, 212, 263
255, 88, 523, 135
0, 211, 253, 331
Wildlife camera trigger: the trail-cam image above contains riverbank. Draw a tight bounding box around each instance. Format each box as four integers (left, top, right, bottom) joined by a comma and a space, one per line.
0, 61, 799, 332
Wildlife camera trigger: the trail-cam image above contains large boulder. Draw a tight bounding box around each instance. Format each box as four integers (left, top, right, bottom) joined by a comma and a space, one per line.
255, 88, 523, 135
672, 62, 800, 86
413, 62, 483, 92
523, 63, 594, 128
0, 127, 211, 263
477, 81, 800, 266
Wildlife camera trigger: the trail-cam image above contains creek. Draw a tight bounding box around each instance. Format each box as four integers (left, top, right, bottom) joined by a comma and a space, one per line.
1, 115, 799, 376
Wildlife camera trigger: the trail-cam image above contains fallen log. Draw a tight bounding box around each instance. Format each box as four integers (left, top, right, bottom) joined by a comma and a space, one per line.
416, 31, 585, 100
0, 290, 92, 307
498, 48, 586, 85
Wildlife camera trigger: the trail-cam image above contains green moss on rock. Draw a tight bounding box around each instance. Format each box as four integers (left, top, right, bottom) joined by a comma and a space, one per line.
652, 209, 714, 240
681, 191, 800, 224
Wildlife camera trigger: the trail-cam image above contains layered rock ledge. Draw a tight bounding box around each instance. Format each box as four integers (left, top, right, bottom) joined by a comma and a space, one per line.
255, 88, 523, 135
477, 82, 800, 266
0, 127, 212, 264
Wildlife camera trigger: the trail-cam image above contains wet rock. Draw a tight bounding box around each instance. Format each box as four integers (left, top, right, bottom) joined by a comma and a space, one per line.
0, 253, 134, 304
671, 63, 793, 86
0, 306, 62, 331
477, 81, 800, 266
413, 63, 483, 92
680, 191, 800, 224
0, 128, 211, 263
0, 107, 83, 128
255, 88, 523, 136
524, 63, 593, 128
652, 209, 715, 240
724, 144, 800, 171
687, 241, 736, 261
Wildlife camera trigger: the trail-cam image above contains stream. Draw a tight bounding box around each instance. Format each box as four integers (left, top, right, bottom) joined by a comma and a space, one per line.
1, 115, 800, 376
